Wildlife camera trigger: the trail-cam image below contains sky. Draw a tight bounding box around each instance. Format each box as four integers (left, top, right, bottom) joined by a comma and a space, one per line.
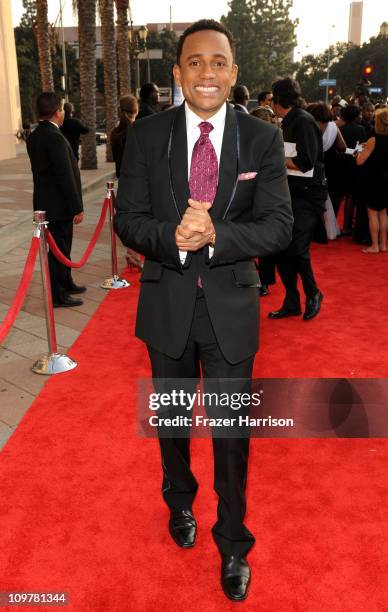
10, 0, 388, 56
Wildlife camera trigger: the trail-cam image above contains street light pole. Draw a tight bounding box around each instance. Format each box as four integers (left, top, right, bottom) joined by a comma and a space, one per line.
59, 0, 68, 101
128, 22, 148, 96
326, 25, 335, 103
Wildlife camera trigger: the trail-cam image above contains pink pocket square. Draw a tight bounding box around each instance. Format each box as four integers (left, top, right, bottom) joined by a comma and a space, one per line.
238, 172, 257, 181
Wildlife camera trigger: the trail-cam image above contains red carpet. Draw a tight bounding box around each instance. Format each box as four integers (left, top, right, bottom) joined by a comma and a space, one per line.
1, 237, 388, 611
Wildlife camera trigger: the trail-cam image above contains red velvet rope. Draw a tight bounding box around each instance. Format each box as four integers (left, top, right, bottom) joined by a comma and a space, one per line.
0, 236, 40, 345
46, 197, 109, 268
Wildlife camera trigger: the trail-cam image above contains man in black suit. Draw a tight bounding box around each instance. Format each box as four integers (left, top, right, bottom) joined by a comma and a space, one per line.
115, 20, 292, 601
60, 102, 89, 161
233, 85, 250, 113
136, 82, 160, 120
269, 78, 327, 321
27, 92, 86, 307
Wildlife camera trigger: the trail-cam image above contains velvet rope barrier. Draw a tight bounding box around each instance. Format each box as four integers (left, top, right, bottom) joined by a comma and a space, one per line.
0, 236, 40, 345
46, 196, 109, 269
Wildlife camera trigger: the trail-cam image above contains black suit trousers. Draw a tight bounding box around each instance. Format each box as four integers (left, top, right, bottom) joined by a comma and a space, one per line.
275, 197, 320, 310
147, 291, 256, 557
48, 220, 74, 301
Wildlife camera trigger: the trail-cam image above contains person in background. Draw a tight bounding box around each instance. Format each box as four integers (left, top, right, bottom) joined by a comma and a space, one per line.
136, 82, 160, 120
331, 98, 348, 122
331, 103, 342, 121
339, 105, 367, 235
306, 102, 346, 240
60, 102, 89, 161
110, 95, 138, 178
361, 102, 375, 139
257, 90, 274, 112
250, 106, 278, 125
269, 78, 327, 322
356, 108, 388, 253
110, 95, 143, 272
233, 85, 250, 113
27, 92, 85, 308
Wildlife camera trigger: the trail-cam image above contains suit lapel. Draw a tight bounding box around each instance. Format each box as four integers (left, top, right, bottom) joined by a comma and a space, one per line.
211, 103, 238, 219
170, 103, 189, 217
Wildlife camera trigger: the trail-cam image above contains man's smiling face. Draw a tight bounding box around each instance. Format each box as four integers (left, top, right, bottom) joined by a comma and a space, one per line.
173, 29, 238, 120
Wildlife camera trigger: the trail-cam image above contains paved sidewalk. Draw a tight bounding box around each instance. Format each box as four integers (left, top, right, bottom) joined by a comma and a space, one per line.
0, 144, 128, 450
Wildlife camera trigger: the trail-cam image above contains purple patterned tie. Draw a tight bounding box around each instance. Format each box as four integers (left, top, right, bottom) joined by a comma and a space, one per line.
189, 122, 218, 203
188, 122, 218, 288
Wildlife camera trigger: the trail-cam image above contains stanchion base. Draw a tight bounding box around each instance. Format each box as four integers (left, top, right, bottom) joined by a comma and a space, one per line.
31, 353, 78, 375
100, 276, 131, 289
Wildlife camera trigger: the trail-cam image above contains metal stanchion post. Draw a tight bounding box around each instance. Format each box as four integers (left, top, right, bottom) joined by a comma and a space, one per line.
31, 211, 77, 375
101, 181, 130, 289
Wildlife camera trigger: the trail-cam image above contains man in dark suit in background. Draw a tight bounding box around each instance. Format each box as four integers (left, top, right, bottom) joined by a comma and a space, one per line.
136, 82, 160, 120
60, 102, 89, 161
233, 84, 250, 113
27, 92, 86, 308
115, 20, 292, 601
269, 78, 327, 322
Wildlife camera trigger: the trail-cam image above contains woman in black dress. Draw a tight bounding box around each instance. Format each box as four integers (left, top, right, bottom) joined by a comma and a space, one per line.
338, 105, 367, 235
110, 95, 138, 178
356, 108, 388, 253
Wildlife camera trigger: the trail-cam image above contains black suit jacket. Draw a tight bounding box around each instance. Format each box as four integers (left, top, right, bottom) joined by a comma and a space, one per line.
115, 103, 293, 363
27, 121, 83, 221
60, 116, 89, 160
136, 102, 157, 121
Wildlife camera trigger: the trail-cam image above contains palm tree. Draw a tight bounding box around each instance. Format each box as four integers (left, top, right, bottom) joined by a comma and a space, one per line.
75, 0, 97, 169
99, 0, 118, 162
35, 0, 54, 90
115, 0, 131, 95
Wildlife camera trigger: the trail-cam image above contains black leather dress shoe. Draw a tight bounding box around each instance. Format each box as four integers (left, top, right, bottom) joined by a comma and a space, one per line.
53, 295, 83, 308
221, 555, 251, 601
169, 509, 197, 548
268, 307, 302, 319
67, 284, 87, 294
303, 290, 323, 320
259, 284, 269, 296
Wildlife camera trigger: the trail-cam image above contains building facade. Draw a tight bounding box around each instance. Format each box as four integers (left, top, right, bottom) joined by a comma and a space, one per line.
348, 1, 363, 46
56, 22, 191, 58
0, 0, 22, 161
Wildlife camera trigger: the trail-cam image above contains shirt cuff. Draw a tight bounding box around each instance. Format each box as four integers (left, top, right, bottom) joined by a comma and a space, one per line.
179, 249, 187, 264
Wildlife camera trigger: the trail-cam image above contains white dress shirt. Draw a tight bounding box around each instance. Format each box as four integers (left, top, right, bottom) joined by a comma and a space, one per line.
42, 120, 60, 128
179, 102, 227, 263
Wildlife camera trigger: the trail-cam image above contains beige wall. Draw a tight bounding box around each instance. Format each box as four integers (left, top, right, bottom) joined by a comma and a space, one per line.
0, 0, 22, 161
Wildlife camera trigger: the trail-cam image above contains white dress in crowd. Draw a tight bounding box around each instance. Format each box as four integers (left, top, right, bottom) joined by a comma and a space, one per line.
322, 122, 341, 240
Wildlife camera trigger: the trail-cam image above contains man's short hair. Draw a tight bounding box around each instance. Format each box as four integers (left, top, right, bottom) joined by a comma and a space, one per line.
139, 82, 158, 103
272, 78, 302, 109
340, 104, 361, 123
63, 102, 74, 116
176, 19, 235, 65
233, 85, 249, 104
258, 90, 272, 104
36, 92, 63, 119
